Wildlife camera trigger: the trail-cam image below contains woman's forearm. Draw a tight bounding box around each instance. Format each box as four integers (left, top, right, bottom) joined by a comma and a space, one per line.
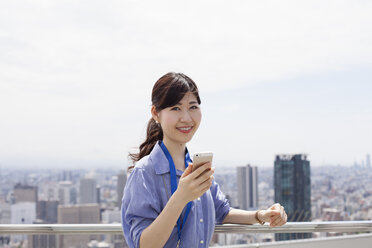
223, 204, 287, 227
222, 209, 258, 224
139, 192, 186, 248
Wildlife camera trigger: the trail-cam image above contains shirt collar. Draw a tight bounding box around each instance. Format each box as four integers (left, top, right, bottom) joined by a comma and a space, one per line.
150, 141, 191, 176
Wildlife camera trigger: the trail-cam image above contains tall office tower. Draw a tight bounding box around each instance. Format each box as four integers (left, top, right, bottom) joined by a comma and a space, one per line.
42, 182, 59, 201
36, 200, 59, 223
11, 202, 36, 224
366, 154, 371, 168
13, 184, 38, 203
80, 177, 97, 204
28, 219, 57, 248
58, 204, 101, 248
274, 154, 311, 241
117, 170, 127, 208
58, 181, 77, 205
31, 201, 59, 248
237, 164, 258, 210
96, 185, 101, 204
11, 202, 36, 243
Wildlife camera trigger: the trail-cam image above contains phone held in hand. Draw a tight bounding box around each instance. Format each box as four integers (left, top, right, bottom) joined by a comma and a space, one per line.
192, 152, 213, 171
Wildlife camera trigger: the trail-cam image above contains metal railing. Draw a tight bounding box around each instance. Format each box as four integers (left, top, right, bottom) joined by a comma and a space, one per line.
0, 221, 371, 235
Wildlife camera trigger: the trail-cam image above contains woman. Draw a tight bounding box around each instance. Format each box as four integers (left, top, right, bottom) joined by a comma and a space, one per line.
121, 72, 287, 248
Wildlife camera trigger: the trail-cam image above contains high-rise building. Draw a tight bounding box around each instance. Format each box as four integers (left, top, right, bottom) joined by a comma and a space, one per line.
11, 202, 36, 243
13, 184, 38, 203
58, 181, 77, 205
36, 200, 59, 224
274, 154, 311, 241
80, 178, 98, 204
117, 170, 127, 208
237, 164, 258, 210
11, 202, 36, 224
96, 185, 101, 204
28, 219, 57, 248
41, 182, 59, 201
32, 201, 59, 248
58, 204, 101, 248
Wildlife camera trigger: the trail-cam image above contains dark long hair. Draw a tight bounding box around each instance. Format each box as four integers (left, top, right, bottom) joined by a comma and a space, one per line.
129, 72, 201, 163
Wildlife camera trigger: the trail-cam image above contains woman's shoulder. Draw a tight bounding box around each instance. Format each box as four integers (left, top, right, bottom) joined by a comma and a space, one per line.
128, 154, 156, 179
128, 143, 164, 175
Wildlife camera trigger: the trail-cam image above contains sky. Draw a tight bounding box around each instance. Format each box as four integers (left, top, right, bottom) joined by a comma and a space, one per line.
0, 0, 371, 169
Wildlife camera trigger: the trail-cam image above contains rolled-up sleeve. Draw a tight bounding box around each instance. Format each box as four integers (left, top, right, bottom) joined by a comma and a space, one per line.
121, 168, 160, 248
210, 179, 232, 224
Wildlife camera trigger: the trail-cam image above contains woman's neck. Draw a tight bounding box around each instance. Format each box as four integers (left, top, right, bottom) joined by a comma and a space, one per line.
163, 138, 186, 171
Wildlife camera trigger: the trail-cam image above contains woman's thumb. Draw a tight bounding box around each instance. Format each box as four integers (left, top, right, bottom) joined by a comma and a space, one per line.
268, 210, 281, 217
181, 163, 193, 178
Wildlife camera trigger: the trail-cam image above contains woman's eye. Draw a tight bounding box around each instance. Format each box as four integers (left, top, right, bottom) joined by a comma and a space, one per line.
190, 105, 199, 110
171, 107, 180, 111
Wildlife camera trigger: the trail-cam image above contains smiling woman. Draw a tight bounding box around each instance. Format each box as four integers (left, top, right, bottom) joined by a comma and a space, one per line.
151, 91, 201, 169
121, 72, 287, 248
129, 72, 201, 164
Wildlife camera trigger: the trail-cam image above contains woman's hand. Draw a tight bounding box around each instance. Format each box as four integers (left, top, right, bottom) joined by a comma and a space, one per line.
174, 162, 215, 205
258, 203, 287, 227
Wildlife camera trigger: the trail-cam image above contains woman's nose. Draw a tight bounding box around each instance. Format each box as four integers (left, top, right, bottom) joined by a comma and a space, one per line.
180, 110, 192, 122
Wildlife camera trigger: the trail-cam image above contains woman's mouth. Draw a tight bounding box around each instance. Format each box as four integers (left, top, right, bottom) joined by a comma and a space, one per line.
176, 126, 193, 134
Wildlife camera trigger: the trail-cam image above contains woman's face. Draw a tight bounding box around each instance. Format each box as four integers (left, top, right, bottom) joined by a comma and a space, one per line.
154, 92, 201, 146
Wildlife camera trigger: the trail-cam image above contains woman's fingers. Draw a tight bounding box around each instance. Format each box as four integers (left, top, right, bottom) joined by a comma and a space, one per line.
190, 162, 212, 179
268, 204, 287, 227
195, 167, 215, 185
199, 175, 214, 192
180, 163, 193, 178
176, 162, 214, 202
262, 210, 280, 223
269, 215, 282, 227
270, 215, 286, 227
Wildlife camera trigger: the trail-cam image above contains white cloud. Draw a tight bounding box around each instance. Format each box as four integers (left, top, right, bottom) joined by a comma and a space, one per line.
0, 0, 371, 167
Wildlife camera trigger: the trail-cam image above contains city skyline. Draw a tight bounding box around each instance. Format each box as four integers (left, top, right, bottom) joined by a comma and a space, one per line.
1, 162, 372, 246
1, 1, 372, 169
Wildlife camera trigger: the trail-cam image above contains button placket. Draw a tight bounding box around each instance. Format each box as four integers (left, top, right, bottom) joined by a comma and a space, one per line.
196, 197, 204, 247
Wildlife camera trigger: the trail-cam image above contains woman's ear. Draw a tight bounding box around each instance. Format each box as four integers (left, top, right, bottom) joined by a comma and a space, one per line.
151, 106, 160, 123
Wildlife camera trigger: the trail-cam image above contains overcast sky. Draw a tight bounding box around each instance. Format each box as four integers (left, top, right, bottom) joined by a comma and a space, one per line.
1, 0, 371, 169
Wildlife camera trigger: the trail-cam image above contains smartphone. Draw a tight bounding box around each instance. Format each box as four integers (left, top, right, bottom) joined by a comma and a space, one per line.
192, 152, 213, 171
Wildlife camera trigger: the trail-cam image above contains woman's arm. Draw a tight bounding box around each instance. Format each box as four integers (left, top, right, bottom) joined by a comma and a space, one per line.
140, 162, 215, 248
139, 190, 186, 248
223, 203, 287, 227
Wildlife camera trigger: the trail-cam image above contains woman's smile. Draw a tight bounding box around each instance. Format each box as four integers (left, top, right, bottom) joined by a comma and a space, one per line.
176, 126, 193, 133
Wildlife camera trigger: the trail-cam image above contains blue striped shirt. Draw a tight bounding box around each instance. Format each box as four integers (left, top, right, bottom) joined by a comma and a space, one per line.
121, 142, 231, 248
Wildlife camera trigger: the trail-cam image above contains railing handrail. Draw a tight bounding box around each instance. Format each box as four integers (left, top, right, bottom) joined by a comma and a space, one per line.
0, 221, 371, 235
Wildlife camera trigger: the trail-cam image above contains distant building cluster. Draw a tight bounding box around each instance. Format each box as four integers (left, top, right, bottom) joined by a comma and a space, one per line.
353, 154, 371, 168
214, 153, 372, 246
0, 169, 128, 248
1, 153, 372, 247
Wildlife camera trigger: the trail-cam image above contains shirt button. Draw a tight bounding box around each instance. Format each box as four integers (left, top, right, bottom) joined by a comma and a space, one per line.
197, 197, 201, 201
200, 240, 204, 244
200, 218, 203, 222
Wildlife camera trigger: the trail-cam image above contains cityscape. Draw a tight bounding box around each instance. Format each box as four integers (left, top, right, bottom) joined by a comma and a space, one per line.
1, 1, 371, 247
0, 154, 372, 247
